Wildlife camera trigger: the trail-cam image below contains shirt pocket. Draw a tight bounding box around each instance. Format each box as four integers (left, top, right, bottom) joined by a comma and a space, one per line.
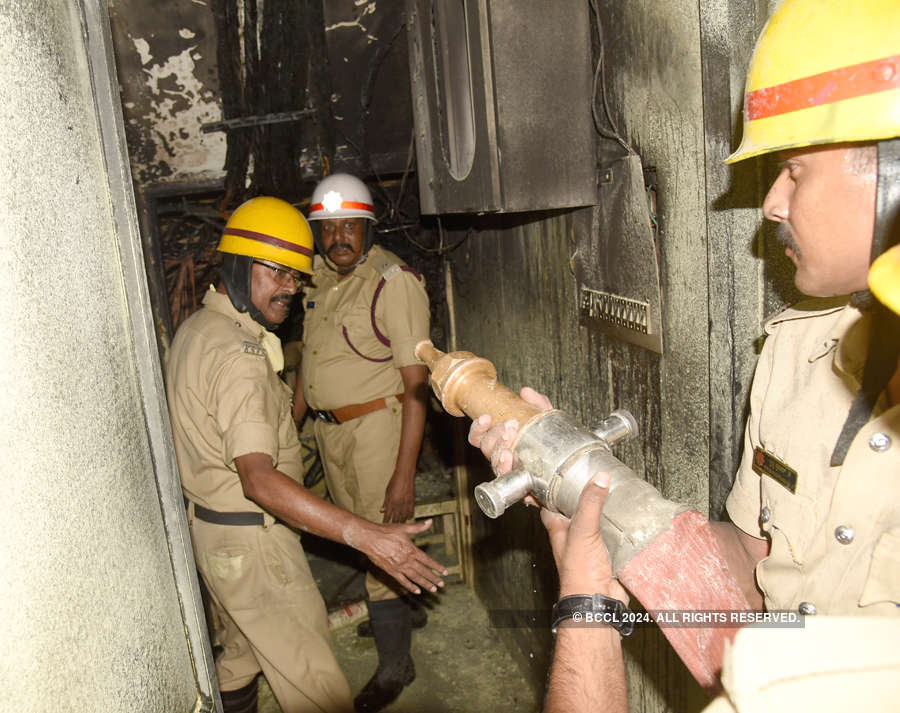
859, 529, 900, 607
340, 303, 392, 361
759, 477, 815, 567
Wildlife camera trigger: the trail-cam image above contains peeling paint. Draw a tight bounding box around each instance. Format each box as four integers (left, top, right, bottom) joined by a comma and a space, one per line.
326, 2, 378, 37
129, 36, 224, 179
178, 28, 196, 40
132, 37, 152, 66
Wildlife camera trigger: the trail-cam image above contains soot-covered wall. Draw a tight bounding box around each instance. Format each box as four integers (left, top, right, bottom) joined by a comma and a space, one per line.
443, 0, 796, 709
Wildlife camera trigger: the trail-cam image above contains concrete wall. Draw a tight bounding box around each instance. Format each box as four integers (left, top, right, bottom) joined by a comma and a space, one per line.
0, 1, 216, 710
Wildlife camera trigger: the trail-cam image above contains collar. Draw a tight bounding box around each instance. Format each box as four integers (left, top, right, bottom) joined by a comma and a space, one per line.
832, 306, 871, 387
202, 287, 284, 372
313, 245, 382, 286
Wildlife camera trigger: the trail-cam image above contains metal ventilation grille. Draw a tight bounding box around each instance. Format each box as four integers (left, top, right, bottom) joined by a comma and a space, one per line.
580, 288, 651, 334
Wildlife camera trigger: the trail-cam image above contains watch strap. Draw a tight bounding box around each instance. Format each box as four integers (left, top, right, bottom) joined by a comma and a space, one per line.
551, 593, 634, 636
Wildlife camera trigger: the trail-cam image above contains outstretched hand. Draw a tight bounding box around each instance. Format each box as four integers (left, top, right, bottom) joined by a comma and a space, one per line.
359, 518, 448, 595
541, 472, 629, 602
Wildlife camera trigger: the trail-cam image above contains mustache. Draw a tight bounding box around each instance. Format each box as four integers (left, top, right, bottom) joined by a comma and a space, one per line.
270, 293, 294, 304
326, 242, 353, 255
775, 223, 801, 257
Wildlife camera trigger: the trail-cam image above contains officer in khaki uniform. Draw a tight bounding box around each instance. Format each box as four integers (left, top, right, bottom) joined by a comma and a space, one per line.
470, 0, 900, 710
167, 197, 446, 713
726, 300, 900, 617
719, 0, 900, 620
292, 174, 430, 713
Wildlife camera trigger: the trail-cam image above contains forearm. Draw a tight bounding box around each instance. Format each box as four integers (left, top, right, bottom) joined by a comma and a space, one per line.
241, 461, 374, 546
237, 454, 446, 594
709, 520, 768, 610
545, 626, 627, 713
394, 366, 427, 477
395, 396, 425, 477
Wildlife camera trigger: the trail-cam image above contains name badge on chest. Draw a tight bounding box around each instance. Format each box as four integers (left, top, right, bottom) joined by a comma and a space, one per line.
241, 341, 267, 359
752, 447, 798, 494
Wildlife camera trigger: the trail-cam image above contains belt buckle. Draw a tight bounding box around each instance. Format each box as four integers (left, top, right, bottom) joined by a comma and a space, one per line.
316, 409, 338, 424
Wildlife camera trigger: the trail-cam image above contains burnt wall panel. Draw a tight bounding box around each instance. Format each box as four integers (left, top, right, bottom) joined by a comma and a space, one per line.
448, 210, 593, 692
443, 0, 783, 708
449, 205, 705, 707
108, 0, 224, 185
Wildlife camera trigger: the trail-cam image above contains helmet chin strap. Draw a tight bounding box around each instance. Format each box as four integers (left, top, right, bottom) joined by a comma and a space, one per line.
219, 254, 281, 332
831, 138, 900, 466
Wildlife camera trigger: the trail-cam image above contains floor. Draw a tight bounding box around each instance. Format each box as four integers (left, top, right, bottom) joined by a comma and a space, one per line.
253, 427, 542, 713
256, 536, 542, 713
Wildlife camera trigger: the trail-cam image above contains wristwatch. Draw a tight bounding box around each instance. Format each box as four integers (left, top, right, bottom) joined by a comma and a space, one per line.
551, 593, 634, 636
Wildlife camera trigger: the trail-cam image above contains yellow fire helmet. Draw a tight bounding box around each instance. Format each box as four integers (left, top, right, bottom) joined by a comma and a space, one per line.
217, 196, 314, 275
726, 0, 900, 163
869, 243, 900, 315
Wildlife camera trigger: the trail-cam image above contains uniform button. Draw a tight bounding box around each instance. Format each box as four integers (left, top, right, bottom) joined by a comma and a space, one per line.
760, 506, 771, 524
869, 433, 891, 452
798, 601, 817, 615
834, 525, 855, 544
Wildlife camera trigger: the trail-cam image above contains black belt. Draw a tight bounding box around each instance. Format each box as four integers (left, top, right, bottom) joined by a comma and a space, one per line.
185, 497, 265, 526
312, 409, 340, 424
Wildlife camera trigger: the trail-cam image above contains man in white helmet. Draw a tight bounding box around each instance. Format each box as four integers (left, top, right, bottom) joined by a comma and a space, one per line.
167, 196, 446, 713
292, 174, 431, 712
469, 0, 900, 710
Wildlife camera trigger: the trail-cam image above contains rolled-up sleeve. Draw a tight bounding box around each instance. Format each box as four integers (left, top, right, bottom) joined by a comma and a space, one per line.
212, 354, 280, 467
381, 271, 430, 368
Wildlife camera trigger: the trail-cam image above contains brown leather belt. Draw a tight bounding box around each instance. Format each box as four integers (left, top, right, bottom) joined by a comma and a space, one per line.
312, 393, 404, 424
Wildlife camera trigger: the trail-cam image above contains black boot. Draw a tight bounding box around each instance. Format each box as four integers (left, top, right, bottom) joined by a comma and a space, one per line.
353, 599, 415, 712
220, 677, 258, 713
357, 598, 427, 638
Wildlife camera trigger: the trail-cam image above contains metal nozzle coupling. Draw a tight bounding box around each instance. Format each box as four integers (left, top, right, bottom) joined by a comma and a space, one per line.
592, 409, 638, 446
474, 468, 534, 520
472, 408, 640, 519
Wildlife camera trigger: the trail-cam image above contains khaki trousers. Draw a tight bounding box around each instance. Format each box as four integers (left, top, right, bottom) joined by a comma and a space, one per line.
314, 402, 403, 602
188, 509, 352, 713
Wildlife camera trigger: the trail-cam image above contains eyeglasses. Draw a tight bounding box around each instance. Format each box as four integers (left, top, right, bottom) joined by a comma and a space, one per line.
254, 260, 305, 289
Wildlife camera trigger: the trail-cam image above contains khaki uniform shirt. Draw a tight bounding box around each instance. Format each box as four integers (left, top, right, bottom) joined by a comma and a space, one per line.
167, 289, 302, 512
703, 617, 900, 713
726, 300, 900, 616
301, 245, 429, 410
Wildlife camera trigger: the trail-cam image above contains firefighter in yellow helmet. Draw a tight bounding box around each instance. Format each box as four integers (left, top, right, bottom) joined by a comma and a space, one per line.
165, 196, 446, 713
467, 1, 900, 711
721, 0, 900, 626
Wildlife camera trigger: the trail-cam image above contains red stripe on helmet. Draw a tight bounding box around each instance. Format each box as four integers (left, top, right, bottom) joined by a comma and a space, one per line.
310, 200, 374, 213
746, 54, 900, 121
224, 228, 313, 256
